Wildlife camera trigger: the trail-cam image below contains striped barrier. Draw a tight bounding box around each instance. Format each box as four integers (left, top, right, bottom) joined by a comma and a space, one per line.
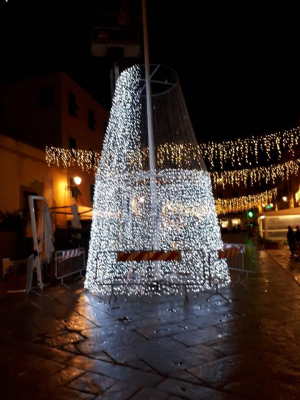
117, 251, 182, 262
218, 245, 243, 259
56, 248, 84, 261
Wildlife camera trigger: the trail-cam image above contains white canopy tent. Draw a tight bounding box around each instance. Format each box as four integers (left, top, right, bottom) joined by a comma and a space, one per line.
29, 195, 55, 288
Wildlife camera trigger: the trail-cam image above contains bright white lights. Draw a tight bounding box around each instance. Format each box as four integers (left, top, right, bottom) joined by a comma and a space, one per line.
74, 176, 82, 185
283, 196, 288, 202
215, 189, 277, 215
84, 65, 230, 296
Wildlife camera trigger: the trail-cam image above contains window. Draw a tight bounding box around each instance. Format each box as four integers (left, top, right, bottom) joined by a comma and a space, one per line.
232, 218, 241, 227
69, 137, 77, 150
88, 108, 96, 130
90, 184, 95, 203
217, 192, 223, 199
68, 92, 78, 117
39, 87, 54, 107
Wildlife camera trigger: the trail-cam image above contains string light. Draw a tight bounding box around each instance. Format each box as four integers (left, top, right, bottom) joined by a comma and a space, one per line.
46, 145, 300, 189
199, 127, 300, 170
211, 158, 300, 188
84, 65, 230, 297
215, 188, 277, 215
45, 147, 101, 172
45, 143, 205, 172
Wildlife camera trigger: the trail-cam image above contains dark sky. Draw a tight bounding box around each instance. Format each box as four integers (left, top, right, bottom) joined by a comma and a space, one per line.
146, 2, 300, 141
1, 0, 299, 143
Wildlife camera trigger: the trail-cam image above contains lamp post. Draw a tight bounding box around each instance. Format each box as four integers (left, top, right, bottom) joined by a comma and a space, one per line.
142, 0, 159, 252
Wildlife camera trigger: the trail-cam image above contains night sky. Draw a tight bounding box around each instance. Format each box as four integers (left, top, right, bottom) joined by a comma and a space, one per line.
1, 0, 300, 143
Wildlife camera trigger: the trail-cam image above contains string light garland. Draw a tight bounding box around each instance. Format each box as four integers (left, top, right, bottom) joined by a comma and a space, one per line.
45, 143, 205, 172
211, 158, 300, 188
215, 188, 277, 215
46, 145, 300, 190
199, 127, 300, 170
45, 147, 101, 173
84, 65, 230, 297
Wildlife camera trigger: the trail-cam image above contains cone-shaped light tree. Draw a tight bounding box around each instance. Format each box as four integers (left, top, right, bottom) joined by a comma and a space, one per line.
84, 65, 230, 296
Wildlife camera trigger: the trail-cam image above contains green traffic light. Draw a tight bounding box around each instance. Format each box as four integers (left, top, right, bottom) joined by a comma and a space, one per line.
248, 210, 254, 218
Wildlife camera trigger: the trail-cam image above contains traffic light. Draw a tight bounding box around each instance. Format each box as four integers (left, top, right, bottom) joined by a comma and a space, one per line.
247, 210, 254, 218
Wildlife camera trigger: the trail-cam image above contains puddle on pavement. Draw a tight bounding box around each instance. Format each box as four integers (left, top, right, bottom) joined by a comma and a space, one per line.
116, 317, 132, 323
193, 305, 203, 310
174, 361, 184, 366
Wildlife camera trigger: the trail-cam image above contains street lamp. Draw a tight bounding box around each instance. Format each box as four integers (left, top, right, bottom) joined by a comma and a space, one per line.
74, 176, 82, 185
66, 176, 82, 198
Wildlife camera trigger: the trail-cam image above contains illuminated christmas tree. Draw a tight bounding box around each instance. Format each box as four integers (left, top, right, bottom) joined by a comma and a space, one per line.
84, 65, 230, 296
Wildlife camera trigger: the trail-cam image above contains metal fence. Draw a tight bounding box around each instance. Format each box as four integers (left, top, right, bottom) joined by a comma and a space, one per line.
86, 245, 258, 304
223, 243, 258, 287
55, 248, 85, 288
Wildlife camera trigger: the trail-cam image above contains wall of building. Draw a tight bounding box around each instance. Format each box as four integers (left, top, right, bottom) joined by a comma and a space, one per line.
0, 71, 109, 231
0, 72, 62, 149
60, 72, 109, 152
0, 71, 110, 154
0, 134, 94, 228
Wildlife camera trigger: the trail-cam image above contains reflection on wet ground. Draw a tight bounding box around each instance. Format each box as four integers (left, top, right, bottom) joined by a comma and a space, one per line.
265, 247, 300, 285
0, 250, 300, 399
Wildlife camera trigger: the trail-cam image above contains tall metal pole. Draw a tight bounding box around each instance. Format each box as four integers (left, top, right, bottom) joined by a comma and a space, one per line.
142, 0, 155, 173
142, 0, 159, 251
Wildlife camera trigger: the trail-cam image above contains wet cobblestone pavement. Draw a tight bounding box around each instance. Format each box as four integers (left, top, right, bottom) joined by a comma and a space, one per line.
1, 251, 300, 399
265, 247, 300, 286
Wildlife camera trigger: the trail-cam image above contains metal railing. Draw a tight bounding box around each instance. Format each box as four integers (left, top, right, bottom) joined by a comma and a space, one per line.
223, 243, 258, 287
55, 248, 85, 288
86, 245, 258, 305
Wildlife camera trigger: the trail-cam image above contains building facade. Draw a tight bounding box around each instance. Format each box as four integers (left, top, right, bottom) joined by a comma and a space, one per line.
0, 71, 109, 228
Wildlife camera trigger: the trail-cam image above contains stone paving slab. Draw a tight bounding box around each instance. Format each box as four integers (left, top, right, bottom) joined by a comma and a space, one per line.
66, 355, 163, 387
187, 353, 264, 389
105, 337, 187, 365
171, 325, 228, 346
130, 387, 169, 399
1, 250, 300, 398
156, 378, 240, 399
142, 343, 226, 375
134, 321, 199, 340
94, 381, 141, 399
76, 329, 147, 355
36, 366, 85, 393
67, 371, 116, 395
